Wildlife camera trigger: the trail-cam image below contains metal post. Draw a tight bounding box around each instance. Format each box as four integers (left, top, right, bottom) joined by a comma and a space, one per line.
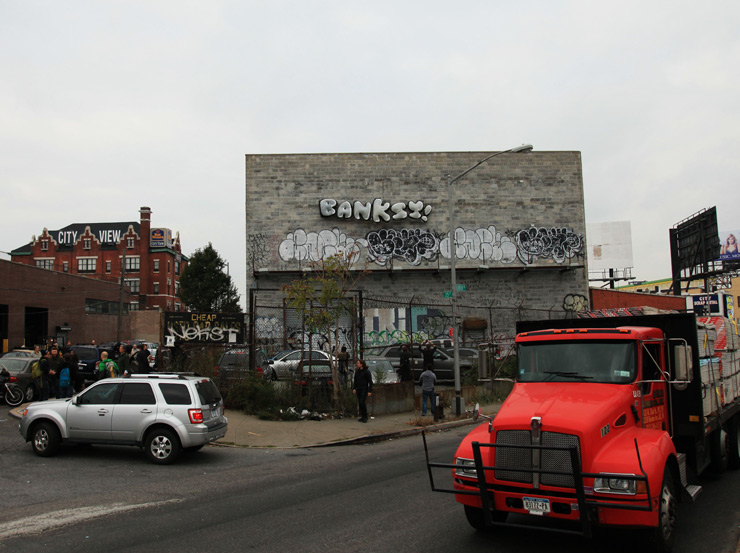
447, 145, 533, 416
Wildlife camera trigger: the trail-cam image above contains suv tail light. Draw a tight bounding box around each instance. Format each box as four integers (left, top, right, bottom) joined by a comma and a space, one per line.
188, 409, 204, 424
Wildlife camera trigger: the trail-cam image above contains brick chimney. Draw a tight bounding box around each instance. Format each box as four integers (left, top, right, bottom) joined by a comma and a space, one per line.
139, 207, 152, 302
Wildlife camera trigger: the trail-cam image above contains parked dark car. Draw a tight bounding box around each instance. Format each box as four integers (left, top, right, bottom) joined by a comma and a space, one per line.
70, 344, 115, 380
291, 360, 335, 400
214, 347, 269, 386
363, 344, 472, 381
0, 356, 39, 402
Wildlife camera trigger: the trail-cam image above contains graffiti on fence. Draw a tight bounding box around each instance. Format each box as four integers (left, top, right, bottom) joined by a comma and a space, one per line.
514, 226, 584, 264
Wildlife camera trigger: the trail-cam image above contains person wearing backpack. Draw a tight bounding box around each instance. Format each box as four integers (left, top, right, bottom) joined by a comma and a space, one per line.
58, 353, 76, 398
95, 351, 119, 380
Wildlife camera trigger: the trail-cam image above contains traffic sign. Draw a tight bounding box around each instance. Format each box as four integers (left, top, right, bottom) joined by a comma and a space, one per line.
456, 284, 467, 292
443, 291, 453, 298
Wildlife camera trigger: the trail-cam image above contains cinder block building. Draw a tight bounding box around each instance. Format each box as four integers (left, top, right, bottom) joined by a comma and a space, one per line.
10, 206, 187, 312
245, 151, 589, 350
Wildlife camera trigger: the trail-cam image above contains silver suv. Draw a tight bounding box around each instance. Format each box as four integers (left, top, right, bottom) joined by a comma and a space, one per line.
18, 374, 228, 464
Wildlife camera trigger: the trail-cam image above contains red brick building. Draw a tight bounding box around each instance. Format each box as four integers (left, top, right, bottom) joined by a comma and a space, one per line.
10, 207, 187, 312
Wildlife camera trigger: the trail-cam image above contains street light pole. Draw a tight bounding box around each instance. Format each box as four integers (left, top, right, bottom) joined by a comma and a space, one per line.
447, 144, 533, 416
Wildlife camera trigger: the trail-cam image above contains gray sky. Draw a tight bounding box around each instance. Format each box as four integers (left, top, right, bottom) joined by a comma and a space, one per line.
2, 1, 738, 308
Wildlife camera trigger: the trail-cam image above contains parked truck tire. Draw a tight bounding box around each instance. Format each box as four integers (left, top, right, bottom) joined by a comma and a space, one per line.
710, 427, 729, 474
654, 467, 677, 553
464, 504, 508, 531
726, 416, 740, 470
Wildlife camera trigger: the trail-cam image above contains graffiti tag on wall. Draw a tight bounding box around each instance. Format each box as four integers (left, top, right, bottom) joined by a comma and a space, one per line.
365, 228, 439, 266
515, 227, 584, 264
278, 228, 364, 264
276, 224, 583, 268
164, 312, 244, 344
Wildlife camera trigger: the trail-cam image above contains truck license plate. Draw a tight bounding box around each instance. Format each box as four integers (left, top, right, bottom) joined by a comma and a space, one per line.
523, 497, 550, 515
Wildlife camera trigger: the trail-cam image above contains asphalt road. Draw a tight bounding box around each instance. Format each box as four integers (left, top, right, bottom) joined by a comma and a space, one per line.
2, 405, 739, 553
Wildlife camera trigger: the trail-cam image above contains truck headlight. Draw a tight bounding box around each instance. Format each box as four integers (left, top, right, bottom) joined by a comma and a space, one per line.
593, 474, 639, 495
455, 457, 478, 478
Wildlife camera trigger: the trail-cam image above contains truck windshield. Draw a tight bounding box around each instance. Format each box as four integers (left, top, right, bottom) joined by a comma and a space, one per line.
517, 340, 637, 384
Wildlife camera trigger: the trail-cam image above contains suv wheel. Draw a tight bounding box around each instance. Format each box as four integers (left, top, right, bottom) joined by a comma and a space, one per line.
32, 421, 61, 457
144, 428, 181, 464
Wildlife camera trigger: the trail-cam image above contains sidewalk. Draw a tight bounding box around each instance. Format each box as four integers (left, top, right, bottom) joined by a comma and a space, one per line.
217, 402, 502, 448
9, 402, 502, 449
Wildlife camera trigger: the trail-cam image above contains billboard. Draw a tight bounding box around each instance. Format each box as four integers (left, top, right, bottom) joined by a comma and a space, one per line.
719, 229, 740, 261
587, 221, 633, 271
164, 312, 245, 344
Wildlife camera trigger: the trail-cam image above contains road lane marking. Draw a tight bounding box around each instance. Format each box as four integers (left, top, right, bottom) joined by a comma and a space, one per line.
0, 499, 182, 540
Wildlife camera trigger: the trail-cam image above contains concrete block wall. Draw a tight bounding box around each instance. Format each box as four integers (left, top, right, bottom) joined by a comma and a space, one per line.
246, 151, 589, 340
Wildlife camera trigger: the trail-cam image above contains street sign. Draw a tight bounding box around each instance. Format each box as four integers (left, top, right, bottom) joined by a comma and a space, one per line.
456, 284, 467, 292
443, 291, 453, 298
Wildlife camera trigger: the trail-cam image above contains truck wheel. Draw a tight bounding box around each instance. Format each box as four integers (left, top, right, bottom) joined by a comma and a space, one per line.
710, 427, 729, 474
32, 421, 61, 457
654, 468, 676, 553
144, 428, 181, 464
464, 505, 507, 531
726, 417, 740, 470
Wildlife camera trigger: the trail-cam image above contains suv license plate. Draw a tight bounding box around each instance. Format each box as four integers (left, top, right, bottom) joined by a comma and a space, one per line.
523, 497, 550, 515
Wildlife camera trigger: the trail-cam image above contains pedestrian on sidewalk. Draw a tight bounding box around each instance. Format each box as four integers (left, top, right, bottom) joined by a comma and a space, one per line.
352, 359, 373, 423
337, 346, 350, 386
421, 340, 436, 370
419, 365, 437, 416
399, 345, 412, 382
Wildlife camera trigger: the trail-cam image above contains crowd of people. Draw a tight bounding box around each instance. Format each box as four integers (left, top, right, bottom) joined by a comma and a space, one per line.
29, 340, 155, 401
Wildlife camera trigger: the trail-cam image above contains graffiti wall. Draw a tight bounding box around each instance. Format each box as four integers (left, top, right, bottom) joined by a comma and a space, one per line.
164, 312, 245, 344
266, 224, 584, 269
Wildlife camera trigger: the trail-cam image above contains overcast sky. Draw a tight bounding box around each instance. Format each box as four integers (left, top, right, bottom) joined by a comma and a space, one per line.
2, 1, 738, 308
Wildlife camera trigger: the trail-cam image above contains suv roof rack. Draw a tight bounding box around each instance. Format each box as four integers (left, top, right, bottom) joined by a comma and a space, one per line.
132, 372, 199, 380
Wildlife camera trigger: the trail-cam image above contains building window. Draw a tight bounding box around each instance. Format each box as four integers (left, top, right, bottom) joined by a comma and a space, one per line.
83, 238, 91, 250
175, 281, 180, 295
125, 256, 140, 272
153, 259, 160, 272
35, 259, 54, 270
168, 260, 171, 273
130, 301, 140, 311
175, 302, 181, 311
175, 260, 180, 275
41, 240, 49, 251
85, 299, 128, 315
106, 260, 112, 273
63, 261, 69, 273
153, 282, 160, 294
167, 301, 172, 309
78, 257, 97, 273
127, 237, 135, 248
124, 278, 140, 293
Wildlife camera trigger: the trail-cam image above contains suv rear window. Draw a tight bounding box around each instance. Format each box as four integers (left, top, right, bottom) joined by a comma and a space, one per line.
159, 383, 192, 405
195, 380, 222, 405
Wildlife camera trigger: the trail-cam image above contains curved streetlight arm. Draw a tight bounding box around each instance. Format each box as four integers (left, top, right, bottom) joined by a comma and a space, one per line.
448, 144, 533, 187
447, 144, 533, 417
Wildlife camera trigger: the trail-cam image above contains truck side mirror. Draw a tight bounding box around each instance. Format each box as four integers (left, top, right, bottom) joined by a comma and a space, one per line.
673, 344, 693, 389
471, 403, 480, 421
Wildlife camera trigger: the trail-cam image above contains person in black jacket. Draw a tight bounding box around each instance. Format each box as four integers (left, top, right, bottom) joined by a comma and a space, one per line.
352, 359, 373, 423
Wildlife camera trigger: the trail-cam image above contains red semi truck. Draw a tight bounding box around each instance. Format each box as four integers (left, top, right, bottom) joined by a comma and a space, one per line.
424, 312, 739, 552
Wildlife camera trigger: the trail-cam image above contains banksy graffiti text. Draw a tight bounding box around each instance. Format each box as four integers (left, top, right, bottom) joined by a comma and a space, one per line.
320, 198, 433, 223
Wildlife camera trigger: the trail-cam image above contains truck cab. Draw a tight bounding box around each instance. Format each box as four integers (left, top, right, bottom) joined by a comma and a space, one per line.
426, 313, 739, 553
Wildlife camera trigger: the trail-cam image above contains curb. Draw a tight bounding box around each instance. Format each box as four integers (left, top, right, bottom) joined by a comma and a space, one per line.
267, 415, 484, 449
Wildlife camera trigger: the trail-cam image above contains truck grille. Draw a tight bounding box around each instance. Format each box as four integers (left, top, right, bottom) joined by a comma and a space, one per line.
494, 430, 581, 488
